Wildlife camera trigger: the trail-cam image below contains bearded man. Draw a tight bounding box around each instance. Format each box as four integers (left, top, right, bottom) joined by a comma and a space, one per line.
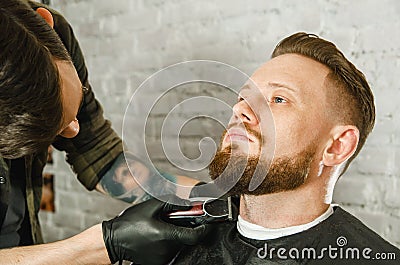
172, 32, 400, 264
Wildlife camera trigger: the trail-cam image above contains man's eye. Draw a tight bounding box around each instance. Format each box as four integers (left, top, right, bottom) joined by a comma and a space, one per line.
273, 97, 287, 104
237, 96, 244, 102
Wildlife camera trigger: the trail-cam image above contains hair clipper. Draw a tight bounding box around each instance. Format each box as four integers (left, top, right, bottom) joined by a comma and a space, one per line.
161, 196, 238, 227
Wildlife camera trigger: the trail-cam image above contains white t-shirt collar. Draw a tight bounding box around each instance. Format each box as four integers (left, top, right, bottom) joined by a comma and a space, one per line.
237, 204, 335, 240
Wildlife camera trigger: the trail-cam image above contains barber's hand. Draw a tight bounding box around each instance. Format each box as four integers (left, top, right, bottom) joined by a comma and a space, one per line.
102, 196, 210, 265
189, 181, 223, 199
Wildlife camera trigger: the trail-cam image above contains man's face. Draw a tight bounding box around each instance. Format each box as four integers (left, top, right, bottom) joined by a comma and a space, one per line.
56, 60, 84, 138
209, 54, 333, 195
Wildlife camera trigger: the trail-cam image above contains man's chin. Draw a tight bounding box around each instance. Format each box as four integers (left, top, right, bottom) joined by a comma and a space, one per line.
208, 145, 316, 196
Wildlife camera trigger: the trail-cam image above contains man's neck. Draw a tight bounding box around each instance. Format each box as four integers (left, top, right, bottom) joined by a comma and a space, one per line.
239, 181, 329, 229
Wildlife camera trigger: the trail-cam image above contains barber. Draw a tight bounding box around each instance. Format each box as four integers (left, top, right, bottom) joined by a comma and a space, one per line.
0, 1, 209, 264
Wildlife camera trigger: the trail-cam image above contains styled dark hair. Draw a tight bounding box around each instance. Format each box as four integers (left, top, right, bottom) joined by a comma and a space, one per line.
272, 32, 375, 174
0, 0, 70, 159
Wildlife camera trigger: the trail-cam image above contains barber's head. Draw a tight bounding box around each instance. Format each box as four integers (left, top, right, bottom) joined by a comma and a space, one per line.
0, 0, 83, 159
209, 32, 375, 196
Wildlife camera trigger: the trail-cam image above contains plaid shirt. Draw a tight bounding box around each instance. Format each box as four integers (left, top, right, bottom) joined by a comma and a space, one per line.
0, 2, 123, 245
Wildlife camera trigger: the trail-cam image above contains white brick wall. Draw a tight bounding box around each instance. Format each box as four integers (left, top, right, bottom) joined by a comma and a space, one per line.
39, 0, 400, 248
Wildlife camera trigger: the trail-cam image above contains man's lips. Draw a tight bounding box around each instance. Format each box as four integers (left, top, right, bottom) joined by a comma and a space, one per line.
225, 128, 255, 143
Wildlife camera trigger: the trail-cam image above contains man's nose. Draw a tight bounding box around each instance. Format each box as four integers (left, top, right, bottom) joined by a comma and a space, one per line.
231, 99, 259, 126
59, 118, 80, 138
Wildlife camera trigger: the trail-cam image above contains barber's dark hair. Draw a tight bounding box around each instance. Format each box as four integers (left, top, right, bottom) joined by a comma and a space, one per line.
0, 0, 70, 159
272, 32, 375, 175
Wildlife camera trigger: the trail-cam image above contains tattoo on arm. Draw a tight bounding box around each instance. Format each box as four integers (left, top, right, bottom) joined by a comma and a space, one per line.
98, 153, 177, 204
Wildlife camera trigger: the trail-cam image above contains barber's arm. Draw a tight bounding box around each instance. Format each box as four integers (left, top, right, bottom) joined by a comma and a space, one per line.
0, 196, 209, 265
0, 224, 109, 265
96, 152, 200, 204
37, 3, 199, 204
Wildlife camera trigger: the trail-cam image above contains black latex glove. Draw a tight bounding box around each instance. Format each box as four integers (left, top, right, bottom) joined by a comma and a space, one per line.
189, 181, 224, 198
102, 196, 210, 265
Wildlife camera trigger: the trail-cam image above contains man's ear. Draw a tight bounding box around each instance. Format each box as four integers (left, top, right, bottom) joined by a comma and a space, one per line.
322, 125, 359, 167
36, 7, 54, 28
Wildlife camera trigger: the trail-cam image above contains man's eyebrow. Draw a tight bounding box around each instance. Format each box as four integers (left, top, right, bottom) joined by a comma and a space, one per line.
79, 91, 84, 108
266, 82, 297, 93
77, 86, 87, 115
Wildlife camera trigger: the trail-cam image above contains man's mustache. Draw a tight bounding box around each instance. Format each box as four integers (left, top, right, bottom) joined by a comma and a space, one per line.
223, 123, 263, 144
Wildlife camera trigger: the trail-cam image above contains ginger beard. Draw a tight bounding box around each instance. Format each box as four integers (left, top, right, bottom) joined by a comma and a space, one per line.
208, 126, 318, 196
